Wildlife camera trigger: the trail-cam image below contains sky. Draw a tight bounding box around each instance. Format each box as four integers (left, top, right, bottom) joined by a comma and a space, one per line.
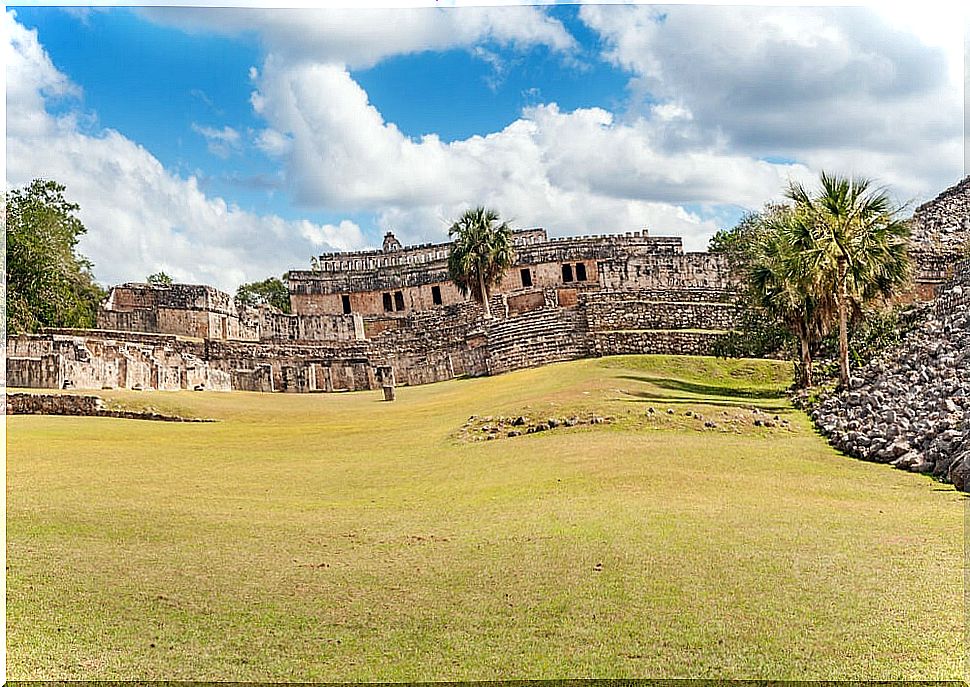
4, 2, 966, 292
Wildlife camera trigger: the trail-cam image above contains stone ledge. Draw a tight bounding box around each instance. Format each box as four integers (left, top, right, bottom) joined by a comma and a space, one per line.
5, 392, 215, 422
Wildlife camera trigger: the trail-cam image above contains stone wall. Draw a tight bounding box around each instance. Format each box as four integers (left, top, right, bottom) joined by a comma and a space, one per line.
6, 392, 215, 421
584, 290, 738, 332
910, 176, 969, 291
597, 252, 733, 290
239, 306, 365, 342
590, 330, 728, 357
810, 259, 970, 490
6, 392, 103, 415
99, 283, 250, 341
7, 333, 230, 392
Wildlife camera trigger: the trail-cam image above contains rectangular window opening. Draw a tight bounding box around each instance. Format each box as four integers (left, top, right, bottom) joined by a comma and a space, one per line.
575, 263, 587, 281
561, 264, 574, 282
394, 291, 405, 311
341, 294, 352, 314
520, 268, 533, 287
382, 292, 393, 312
431, 285, 442, 305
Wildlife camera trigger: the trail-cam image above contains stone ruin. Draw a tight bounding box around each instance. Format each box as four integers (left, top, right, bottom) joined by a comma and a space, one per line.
6, 179, 964, 395
810, 176, 970, 490
907, 176, 970, 298
7, 227, 741, 393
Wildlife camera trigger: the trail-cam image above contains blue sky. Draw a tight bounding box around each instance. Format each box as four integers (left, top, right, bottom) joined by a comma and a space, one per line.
5, 4, 964, 290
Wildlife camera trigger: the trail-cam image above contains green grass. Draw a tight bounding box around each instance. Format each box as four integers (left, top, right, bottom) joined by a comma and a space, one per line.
7, 355, 965, 680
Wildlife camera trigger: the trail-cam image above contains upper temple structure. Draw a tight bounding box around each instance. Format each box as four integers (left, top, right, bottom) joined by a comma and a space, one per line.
7, 177, 968, 394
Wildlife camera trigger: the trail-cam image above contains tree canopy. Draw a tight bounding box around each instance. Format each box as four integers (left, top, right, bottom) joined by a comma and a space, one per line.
5, 179, 106, 334
147, 272, 173, 287
710, 204, 831, 387
235, 276, 291, 313
447, 207, 515, 318
710, 173, 911, 389
787, 172, 911, 386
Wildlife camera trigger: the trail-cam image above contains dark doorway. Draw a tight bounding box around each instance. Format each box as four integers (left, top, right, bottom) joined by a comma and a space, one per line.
575, 263, 587, 281
341, 294, 352, 314
394, 291, 405, 311
431, 285, 442, 305
383, 293, 394, 312
520, 268, 533, 287
561, 263, 574, 282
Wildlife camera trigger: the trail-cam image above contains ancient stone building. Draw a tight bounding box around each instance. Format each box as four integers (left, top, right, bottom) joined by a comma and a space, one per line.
907, 176, 970, 299
99, 283, 246, 340
9, 226, 742, 392
10, 176, 965, 395
287, 228, 731, 320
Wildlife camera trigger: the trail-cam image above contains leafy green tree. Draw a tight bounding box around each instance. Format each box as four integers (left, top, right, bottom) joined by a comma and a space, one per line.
712, 205, 835, 387
710, 205, 809, 374
748, 208, 837, 388
5, 179, 106, 334
447, 207, 515, 319
147, 271, 173, 287
235, 276, 291, 313
787, 173, 911, 387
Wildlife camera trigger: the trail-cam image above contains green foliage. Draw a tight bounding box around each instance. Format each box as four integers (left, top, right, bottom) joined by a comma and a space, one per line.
713, 174, 912, 389
5, 179, 106, 333
814, 304, 920, 380
447, 206, 515, 318
146, 271, 173, 287
709, 204, 831, 387
235, 276, 291, 313
787, 172, 911, 386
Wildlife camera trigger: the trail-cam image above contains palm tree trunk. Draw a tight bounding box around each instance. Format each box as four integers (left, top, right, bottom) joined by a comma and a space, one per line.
478, 269, 491, 319
798, 331, 814, 388
837, 258, 850, 388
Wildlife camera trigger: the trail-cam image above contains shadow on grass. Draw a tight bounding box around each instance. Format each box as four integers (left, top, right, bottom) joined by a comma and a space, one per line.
616, 373, 788, 400
616, 392, 790, 413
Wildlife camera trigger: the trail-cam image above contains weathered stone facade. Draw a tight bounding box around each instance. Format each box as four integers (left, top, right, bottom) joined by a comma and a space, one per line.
808, 176, 970, 490
99, 283, 244, 340
9, 226, 747, 392
9, 179, 964, 395
6, 331, 231, 392
906, 176, 970, 300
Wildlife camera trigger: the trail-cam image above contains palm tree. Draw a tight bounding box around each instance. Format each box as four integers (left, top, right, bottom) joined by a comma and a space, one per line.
447, 207, 515, 319
747, 207, 835, 388
787, 172, 911, 387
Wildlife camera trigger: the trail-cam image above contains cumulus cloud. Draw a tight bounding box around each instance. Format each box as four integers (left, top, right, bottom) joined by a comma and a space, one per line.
4, 11, 366, 291
249, 57, 812, 250
579, 4, 964, 202
139, 6, 577, 70
13, 4, 962, 292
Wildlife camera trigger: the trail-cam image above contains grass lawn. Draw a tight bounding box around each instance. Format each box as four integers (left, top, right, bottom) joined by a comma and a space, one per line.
6, 354, 965, 680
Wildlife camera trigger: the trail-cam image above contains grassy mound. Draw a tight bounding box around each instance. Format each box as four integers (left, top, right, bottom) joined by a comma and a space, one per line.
7, 355, 963, 680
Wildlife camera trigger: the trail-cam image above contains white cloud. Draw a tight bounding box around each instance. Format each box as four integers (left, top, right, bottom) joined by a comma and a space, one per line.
4, 11, 366, 292
5, 9, 81, 139
191, 123, 242, 158
13, 3, 963, 297
253, 127, 292, 157
249, 58, 813, 251
139, 6, 577, 70
578, 4, 964, 203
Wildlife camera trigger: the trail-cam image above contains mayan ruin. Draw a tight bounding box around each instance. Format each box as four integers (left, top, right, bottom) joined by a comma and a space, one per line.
7, 226, 740, 393
9, 174, 968, 398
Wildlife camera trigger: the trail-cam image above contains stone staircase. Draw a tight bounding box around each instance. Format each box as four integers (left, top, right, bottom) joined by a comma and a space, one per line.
484, 306, 590, 375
